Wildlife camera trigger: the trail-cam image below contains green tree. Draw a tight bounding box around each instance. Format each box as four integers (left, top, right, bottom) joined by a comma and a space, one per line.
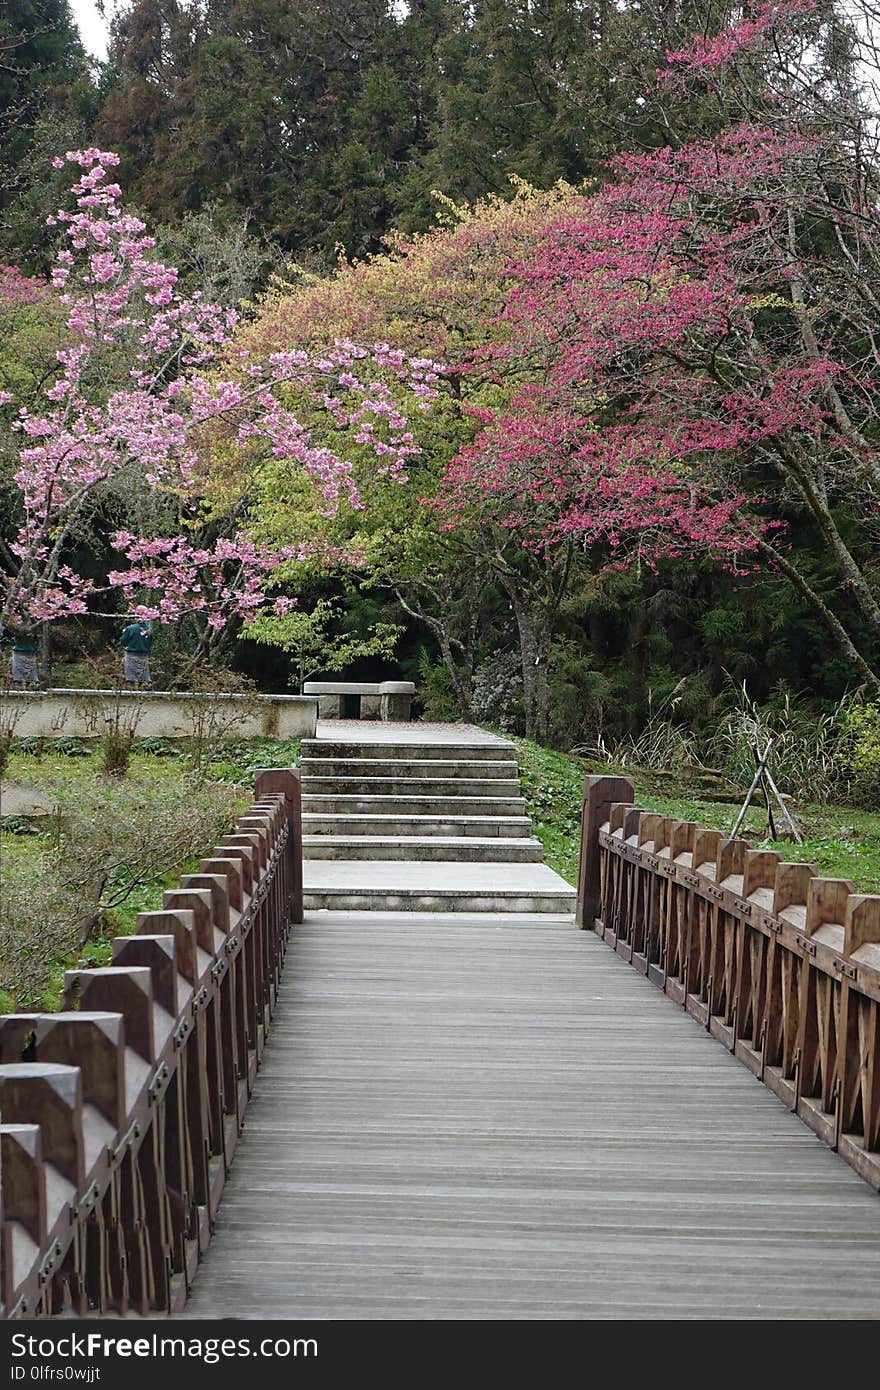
0, 2, 95, 263
96, 0, 425, 256
246, 595, 403, 692
0, 0, 88, 165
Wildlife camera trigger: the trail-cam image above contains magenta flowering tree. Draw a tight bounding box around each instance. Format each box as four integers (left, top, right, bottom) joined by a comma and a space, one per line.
0, 264, 47, 305
435, 397, 760, 565
431, 0, 880, 727
0, 148, 440, 649
431, 388, 765, 737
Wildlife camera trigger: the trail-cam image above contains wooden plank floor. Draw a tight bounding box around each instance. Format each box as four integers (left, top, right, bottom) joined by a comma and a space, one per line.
184, 912, 880, 1320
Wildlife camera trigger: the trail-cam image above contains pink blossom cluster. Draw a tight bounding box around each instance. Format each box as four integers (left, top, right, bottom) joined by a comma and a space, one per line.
106, 531, 365, 628
433, 401, 759, 571
658, 0, 816, 86
108, 533, 300, 630
0, 263, 48, 305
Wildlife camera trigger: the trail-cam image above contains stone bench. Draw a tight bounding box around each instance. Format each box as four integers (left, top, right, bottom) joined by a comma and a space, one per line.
303, 680, 414, 722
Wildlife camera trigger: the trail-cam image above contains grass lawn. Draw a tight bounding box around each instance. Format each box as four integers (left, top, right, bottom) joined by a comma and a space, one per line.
514, 737, 880, 893
0, 736, 300, 1012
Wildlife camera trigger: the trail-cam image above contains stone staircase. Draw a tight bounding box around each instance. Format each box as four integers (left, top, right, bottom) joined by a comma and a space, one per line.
300, 730, 577, 914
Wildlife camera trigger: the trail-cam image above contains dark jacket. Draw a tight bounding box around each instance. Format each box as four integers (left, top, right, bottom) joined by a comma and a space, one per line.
121, 623, 152, 654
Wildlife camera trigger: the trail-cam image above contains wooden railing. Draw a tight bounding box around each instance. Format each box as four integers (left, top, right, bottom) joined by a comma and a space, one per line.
577, 774, 880, 1190
0, 766, 303, 1319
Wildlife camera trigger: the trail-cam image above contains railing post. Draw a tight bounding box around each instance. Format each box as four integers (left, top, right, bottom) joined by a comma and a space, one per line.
254, 766, 303, 925
576, 774, 635, 929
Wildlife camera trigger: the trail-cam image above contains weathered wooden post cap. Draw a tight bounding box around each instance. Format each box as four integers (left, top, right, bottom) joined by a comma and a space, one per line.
772, 860, 816, 918
34, 1012, 126, 1132
140, 907, 200, 984
0, 1063, 84, 1189
253, 767, 300, 804
744, 848, 782, 899
113, 935, 179, 1018
214, 842, 255, 897
201, 856, 244, 912
693, 827, 721, 873
806, 878, 853, 936
61, 966, 155, 1064
0, 1123, 47, 1247
224, 830, 266, 870
178, 873, 231, 936
843, 893, 880, 960
163, 890, 216, 953
0, 1015, 43, 1062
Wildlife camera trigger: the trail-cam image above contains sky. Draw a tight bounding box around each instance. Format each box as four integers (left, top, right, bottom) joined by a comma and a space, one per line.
70, 0, 110, 61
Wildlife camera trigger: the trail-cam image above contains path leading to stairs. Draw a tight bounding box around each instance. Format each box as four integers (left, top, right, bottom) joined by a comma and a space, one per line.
300, 721, 577, 914
184, 911, 880, 1320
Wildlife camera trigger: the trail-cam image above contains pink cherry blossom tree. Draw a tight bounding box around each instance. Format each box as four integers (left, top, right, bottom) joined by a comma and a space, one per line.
0, 148, 440, 658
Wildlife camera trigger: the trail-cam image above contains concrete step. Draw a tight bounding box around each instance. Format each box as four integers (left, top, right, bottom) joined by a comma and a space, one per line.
301, 739, 516, 762
301, 776, 524, 797
303, 888, 577, 913
301, 794, 528, 817
302, 813, 534, 838
302, 835, 545, 862
302, 860, 577, 914
300, 757, 519, 781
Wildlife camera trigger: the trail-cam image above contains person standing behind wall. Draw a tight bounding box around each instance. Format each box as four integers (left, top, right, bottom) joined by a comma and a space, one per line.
121, 619, 154, 687
10, 634, 40, 685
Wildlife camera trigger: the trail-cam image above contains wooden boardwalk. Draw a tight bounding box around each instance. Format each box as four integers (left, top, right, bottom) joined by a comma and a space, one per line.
184, 911, 880, 1320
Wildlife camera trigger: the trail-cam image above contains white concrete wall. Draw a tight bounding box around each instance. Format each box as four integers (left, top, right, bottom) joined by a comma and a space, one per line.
3, 689, 318, 740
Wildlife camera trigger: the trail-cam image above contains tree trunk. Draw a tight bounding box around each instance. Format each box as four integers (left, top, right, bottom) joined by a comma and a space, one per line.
776, 445, 880, 639
533, 627, 551, 744
39, 622, 51, 686
509, 592, 540, 739
391, 585, 476, 721
438, 631, 474, 721
817, 507, 880, 639
757, 538, 880, 693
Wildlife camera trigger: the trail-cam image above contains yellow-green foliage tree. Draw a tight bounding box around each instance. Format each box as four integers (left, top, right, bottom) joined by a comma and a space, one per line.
0, 266, 67, 473
235, 177, 586, 364
215, 179, 591, 717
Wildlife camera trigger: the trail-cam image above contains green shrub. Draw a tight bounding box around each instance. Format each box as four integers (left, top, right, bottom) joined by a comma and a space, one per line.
206, 737, 300, 785
0, 776, 239, 1008
416, 649, 464, 722
0, 816, 41, 836
101, 728, 135, 777
0, 729, 13, 778
839, 701, 880, 803
134, 737, 184, 758
53, 737, 92, 757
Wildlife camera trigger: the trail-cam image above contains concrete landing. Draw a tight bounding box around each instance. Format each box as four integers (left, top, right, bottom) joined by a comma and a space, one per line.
314, 719, 511, 745
302, 859, 577, 913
